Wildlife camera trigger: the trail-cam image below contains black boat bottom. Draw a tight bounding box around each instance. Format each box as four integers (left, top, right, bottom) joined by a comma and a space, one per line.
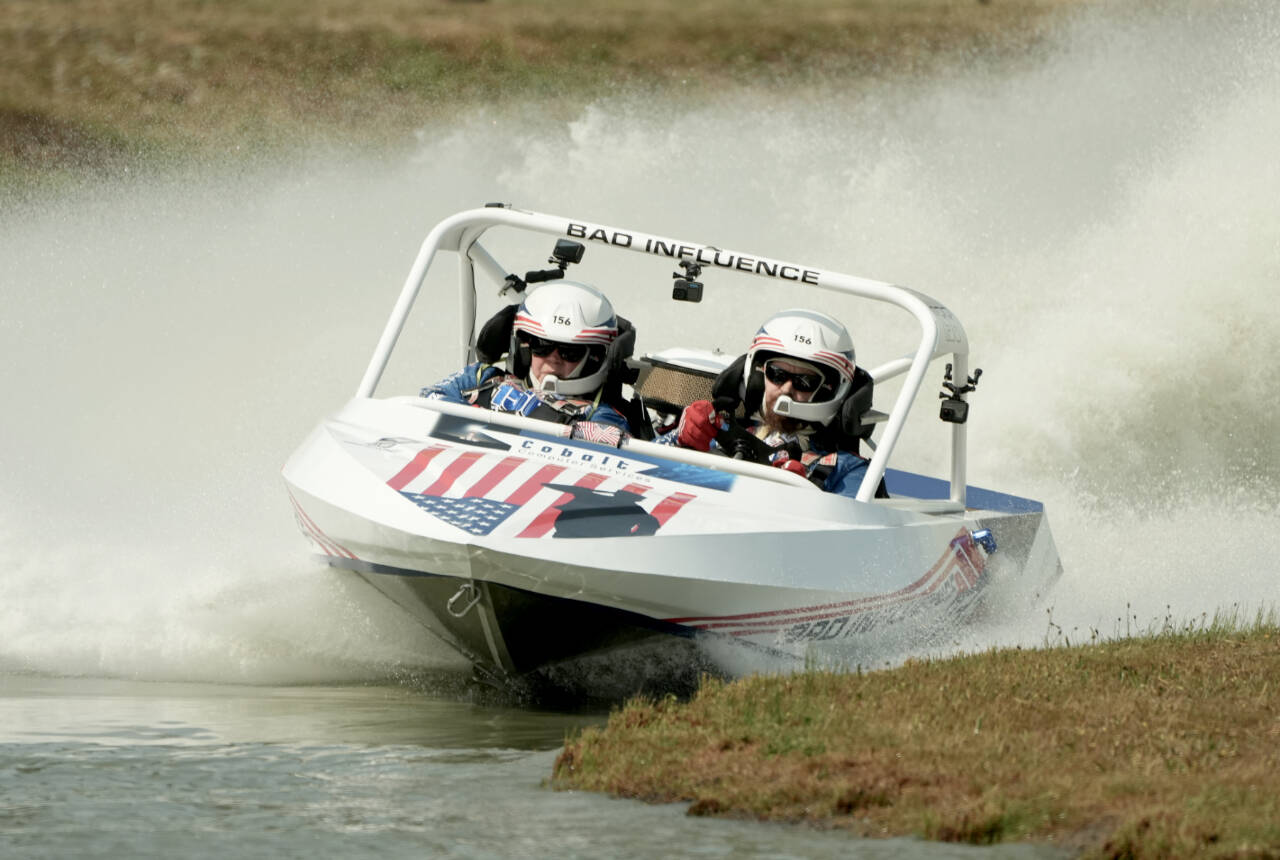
325, 557, 725, 703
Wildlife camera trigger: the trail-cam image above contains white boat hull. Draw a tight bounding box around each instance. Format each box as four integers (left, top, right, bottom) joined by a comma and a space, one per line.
284, 397, 1061, 695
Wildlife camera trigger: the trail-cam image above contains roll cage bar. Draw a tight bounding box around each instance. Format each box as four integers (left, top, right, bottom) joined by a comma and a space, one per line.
355, 205, 973, 506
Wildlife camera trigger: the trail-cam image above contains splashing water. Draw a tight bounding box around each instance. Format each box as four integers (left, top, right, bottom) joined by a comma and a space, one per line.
1, 2, 1276, 683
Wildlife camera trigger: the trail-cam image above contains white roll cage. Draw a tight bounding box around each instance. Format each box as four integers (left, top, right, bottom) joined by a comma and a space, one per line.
355, 205, 973, 506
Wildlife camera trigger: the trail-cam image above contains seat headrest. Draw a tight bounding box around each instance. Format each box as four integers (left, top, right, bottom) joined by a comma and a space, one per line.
813, 367, 875, 452
612, 316, 636, 362
476, 303, 518, 365
709, 354, 762, 419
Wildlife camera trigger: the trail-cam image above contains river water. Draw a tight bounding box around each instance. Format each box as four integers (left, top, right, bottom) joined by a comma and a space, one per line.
2, 2, 1277, 856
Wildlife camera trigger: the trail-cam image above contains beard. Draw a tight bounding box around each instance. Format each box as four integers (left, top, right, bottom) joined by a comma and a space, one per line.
761, 395, 804, 434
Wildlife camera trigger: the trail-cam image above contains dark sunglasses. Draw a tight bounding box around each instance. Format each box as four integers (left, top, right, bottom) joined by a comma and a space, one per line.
520, 334, 590, 363
762, 360, 824, 393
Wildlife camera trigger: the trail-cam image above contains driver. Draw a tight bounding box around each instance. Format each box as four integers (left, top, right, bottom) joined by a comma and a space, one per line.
421, 281, 631, 441
662, 309, 869, 497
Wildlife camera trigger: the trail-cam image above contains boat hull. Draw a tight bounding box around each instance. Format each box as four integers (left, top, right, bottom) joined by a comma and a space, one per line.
283, 397, 1062, 696
330, 556, 718, 700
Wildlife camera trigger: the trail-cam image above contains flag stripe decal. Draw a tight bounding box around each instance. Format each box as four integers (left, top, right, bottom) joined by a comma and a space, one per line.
463, 455, 525, 498
505, 464, 567, 505
387, 445, 447, 490
421, 450, 484, 496
650, 492, 696, 526
517, 472, 610, 538
382, 441, 698, 538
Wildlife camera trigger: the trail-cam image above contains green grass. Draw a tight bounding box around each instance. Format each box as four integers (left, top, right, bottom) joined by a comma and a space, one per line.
553, 611, 1280, 857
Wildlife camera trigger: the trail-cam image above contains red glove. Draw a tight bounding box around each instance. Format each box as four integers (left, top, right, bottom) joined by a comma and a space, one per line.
676, 400, 720, 452
770, 450, 807, 477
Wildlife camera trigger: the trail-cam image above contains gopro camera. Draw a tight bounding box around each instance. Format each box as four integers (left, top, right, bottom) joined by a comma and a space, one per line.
672, 260, 704, 302
672, 278, 704, 302
550, 239, 585, 266
939, 398, 969, 424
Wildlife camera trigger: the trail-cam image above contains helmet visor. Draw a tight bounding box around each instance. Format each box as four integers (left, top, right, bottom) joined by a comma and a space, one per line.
519, 334, 590, 363
762, 358, 825, 394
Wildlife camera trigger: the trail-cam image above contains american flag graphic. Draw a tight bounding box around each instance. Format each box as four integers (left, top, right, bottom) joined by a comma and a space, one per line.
400, 494, 518, 536
386, 443, 695, 538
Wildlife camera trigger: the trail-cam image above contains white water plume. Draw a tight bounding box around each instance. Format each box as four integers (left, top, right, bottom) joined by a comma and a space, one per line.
1, 1, 1276, 682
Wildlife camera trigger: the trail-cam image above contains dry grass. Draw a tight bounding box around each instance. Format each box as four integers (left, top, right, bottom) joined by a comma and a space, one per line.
2, 0, 1083, 178
553, 617, 1280, 857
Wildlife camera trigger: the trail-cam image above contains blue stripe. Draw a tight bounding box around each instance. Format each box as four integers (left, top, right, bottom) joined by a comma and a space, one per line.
883, 468, 1044, 513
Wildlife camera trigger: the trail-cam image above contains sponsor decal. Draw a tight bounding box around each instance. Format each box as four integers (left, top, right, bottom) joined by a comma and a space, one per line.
420, 415, 732, 492
515, 428, 735, 492
517, 438, 634, 473
566, 222, 821, 285
668, 528, 988, 642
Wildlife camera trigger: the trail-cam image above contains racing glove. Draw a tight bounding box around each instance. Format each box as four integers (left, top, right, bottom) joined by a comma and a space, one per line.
769, 450, 808, 477
676, 400, 721, 452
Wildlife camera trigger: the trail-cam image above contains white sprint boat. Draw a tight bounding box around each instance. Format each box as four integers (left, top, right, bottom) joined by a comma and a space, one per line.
283, 205, 1062, 698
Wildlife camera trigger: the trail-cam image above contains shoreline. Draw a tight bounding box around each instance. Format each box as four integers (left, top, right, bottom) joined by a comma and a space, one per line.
3, 0, 1084, 189
552, 618, 1280, 857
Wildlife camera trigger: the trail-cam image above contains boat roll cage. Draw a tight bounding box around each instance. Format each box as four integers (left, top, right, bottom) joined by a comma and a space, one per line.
355, 205, 974, 507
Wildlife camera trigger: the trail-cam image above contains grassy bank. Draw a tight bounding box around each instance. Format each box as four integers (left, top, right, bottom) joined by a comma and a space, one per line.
3, 0, 1082, 184
553, 617, 1280, 857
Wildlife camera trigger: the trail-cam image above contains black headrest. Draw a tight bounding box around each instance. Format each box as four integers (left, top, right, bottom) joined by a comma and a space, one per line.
709, 354, 759, 418
841, 367, 876, 440
476, 303, 518, 365
612, 317, 637, 363
813, 367, 876, 452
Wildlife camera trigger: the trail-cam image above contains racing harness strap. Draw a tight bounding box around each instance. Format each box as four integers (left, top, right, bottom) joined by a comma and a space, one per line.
464, 369, 614, 427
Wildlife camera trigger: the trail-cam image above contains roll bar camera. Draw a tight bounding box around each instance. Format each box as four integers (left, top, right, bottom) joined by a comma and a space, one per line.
939, 363, 982, 424
672, 260, 703, 303
549, 238, 585, 267
505, 239, 586, 293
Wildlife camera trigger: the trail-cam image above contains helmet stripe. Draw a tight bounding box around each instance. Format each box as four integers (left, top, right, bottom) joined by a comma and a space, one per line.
814, 349, 856, 376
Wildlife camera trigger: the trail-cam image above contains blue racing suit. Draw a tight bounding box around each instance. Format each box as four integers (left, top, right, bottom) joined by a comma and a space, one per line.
421, 362, 631, 436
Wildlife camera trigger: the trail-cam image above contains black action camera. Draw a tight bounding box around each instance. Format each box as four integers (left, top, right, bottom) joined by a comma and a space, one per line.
523, 239, 586, 286
672, 260, 703, 302
672, 279, 704, 302
939, 398, 969, 424
550, 239, 585, 266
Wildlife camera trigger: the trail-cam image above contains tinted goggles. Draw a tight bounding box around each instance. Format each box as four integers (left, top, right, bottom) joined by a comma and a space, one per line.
762, 360, 824, 393
519, 334, 590, 363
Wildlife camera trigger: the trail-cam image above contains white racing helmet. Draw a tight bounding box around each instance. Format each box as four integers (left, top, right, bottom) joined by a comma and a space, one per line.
746, 308, 856, 424
511, 280, 619, 396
